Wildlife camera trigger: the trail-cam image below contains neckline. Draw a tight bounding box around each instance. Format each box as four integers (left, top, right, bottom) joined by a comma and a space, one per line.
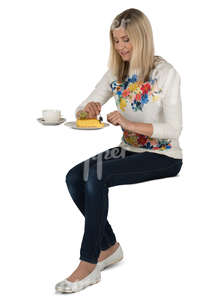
123, 73, 153, 85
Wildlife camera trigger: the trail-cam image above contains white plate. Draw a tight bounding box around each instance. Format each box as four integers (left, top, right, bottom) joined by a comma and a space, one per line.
64, 121, 110, 130
37, 117, 66, 125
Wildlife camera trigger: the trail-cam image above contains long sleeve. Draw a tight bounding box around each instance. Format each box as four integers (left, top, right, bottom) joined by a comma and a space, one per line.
151, 67, 183, 139
74, 69, 113, 118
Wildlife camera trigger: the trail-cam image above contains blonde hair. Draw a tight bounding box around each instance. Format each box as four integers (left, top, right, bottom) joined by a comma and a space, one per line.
107, 8, 166, 82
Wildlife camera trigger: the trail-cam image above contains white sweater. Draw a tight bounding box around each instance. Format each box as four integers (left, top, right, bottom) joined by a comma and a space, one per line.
75, 59, 183, 159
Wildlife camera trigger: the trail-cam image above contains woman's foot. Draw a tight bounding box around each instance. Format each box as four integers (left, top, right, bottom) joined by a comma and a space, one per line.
98, 242, 120, 262
66, 260, 96, 282
66, 242, 120, 282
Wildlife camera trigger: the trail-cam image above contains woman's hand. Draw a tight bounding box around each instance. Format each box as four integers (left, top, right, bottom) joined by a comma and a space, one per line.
83, 101, 102, 118
107, 110, 132, 131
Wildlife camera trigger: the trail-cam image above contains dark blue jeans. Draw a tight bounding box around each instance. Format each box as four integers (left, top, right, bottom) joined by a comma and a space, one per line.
65, 146, 183, 264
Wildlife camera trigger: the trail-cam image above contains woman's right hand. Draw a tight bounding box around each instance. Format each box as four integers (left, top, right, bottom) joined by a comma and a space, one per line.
77, 101, 102, 119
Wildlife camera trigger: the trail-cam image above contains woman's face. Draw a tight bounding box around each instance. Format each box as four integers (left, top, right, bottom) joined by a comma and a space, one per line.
112, 27, 133, 61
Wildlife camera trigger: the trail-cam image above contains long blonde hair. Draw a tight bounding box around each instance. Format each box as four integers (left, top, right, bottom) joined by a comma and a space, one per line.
107, 8, 166, 82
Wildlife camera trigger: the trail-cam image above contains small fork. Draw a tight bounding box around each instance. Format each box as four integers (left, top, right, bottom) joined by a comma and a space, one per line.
97, 113, 103, 123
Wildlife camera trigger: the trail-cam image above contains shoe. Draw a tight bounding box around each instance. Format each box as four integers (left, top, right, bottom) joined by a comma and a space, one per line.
97, 244, 124, 271
55, 264, 101, 293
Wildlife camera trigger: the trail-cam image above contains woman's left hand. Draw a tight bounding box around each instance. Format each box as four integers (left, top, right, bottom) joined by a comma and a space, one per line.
107, 110, 131, 131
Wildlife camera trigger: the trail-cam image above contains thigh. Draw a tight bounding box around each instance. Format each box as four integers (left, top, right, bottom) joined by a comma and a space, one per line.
87, 146, 137, 166
67, 146, 137, 178
88, 150, 183, 187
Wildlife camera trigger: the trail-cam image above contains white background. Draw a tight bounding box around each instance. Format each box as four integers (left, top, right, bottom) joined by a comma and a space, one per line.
0, 0, 199, 299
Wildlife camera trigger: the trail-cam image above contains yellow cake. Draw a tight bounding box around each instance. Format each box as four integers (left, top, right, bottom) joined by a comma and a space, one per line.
76, 118, 104, 128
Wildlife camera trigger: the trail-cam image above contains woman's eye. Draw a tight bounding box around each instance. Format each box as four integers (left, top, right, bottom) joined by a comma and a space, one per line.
114, 39, 129, 43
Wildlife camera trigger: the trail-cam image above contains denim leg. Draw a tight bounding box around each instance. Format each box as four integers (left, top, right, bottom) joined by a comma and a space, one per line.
65, 146, 139, 255
79, 166, 110, 263
65, 162, 116, 253
77, 149, 183, 263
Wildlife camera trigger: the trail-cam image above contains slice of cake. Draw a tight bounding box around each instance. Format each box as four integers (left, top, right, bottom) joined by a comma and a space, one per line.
76, 110, 104, 128
76, 118, 104, 128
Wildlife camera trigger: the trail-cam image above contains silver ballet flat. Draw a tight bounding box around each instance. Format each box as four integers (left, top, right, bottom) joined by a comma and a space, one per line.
97, 244, 124, 271
55, 264, 101, 293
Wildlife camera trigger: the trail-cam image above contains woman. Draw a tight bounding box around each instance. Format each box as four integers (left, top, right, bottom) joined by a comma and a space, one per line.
55, 8, 183, 293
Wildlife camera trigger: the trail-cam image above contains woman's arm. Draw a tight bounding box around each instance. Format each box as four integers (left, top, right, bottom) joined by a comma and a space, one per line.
126, 67, 182, 138
126, 122, 153, 136
151, 67, 183, 139
74, 70, 113, 119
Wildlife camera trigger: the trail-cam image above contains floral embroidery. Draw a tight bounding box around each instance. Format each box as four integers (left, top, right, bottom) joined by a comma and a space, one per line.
110, 74, 162, 112
122, 128, 172, 151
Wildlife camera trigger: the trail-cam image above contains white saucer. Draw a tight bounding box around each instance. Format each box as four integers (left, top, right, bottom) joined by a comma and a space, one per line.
37, 117, 66, 125
64, 121, 110, 130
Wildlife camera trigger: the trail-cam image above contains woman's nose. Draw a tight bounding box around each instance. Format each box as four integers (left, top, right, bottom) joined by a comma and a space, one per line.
116, 42, 126, 50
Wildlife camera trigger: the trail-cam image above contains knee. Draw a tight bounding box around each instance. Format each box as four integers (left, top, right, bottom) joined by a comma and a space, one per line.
65, 167, 79, 186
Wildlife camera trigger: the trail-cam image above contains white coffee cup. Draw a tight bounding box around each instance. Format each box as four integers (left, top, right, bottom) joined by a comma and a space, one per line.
42, 109, 61, 123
